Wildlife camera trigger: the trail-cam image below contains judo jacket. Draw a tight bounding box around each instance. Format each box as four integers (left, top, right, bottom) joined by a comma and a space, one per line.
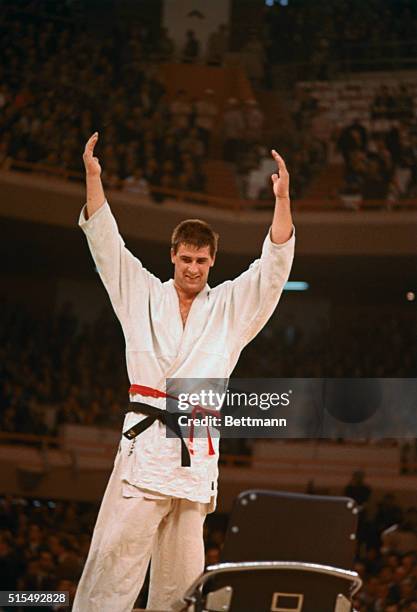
79, 201, 295, 511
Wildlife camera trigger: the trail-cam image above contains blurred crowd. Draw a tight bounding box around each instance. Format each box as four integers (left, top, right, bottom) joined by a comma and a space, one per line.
262, 0, 417, 77
0, 298, 128, 437
235, 309, 417, 379
0, 493, 227, 610
1, 297, 416, 437
343, 472, 417, 610
0, 1, 278, 202
2, 478, 417, 610
290, 83, 417, 206
2, 0, 416, 208
0, 2, 208, 197
338, 108, 417, 207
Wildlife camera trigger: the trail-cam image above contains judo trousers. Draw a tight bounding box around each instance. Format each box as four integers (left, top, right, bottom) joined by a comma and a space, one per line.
72, 451, 207, 612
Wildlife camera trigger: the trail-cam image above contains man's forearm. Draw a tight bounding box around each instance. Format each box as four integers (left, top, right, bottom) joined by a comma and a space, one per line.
85, 174, 106, 220
271, 196, 293, 244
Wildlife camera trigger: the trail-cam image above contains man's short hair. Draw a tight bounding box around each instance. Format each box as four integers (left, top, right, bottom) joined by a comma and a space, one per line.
171, 219, 218, 258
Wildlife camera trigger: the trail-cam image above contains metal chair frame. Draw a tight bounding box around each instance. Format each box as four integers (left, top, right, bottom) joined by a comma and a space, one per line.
174, 560, 362, 612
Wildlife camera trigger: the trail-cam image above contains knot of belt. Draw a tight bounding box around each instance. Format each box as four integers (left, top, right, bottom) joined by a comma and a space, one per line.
123, 384, 218, 467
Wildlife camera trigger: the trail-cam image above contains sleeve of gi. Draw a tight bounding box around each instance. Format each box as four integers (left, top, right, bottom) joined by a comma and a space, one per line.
78, 200, 158, 318
227, 226, 295, 349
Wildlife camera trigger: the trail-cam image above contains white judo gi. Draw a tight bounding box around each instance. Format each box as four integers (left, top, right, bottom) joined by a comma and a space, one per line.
73, 201, 295, 611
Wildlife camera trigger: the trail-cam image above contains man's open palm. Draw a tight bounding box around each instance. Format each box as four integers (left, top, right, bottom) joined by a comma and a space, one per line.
271, 149, 290, 199
83, 132, 101, 176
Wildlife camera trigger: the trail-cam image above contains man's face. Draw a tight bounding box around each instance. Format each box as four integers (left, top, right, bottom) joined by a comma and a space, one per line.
171, 243, 215, 295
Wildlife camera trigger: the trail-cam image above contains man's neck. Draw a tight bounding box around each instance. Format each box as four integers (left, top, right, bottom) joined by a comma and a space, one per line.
174, 282, 199, 327
174, 282, 199, 304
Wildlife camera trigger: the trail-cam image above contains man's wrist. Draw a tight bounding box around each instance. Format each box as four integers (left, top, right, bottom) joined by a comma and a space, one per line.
276, 195, 291, 204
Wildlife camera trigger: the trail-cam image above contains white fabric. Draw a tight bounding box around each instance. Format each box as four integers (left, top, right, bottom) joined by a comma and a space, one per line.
79, 201, 295, 512
247, 159, 276, 199
123, 176, 150, 197
72, 450, 207, 612
122, 482, 167, 500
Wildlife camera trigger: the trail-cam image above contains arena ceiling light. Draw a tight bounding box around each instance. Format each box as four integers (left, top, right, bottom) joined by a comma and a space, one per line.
284, 281, 309, 291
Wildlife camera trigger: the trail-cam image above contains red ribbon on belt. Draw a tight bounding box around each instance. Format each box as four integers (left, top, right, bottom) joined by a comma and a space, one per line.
129, 384, 217, 458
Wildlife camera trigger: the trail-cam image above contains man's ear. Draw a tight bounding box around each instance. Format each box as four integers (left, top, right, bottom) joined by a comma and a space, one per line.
170, 247, 176, 264
210, 254, 216, 267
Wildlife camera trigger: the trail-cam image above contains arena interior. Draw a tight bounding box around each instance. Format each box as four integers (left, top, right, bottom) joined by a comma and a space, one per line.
1, 0, 417, 610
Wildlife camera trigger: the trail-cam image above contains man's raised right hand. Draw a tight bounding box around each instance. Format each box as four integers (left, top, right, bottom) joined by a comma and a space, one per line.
83, 132, 102, 176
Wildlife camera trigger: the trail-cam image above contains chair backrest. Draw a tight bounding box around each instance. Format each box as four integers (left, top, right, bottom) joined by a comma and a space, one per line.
177, 561, 362, 612
221, 490, 358, 570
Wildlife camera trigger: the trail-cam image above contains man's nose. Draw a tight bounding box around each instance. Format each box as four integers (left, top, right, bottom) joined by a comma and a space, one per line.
188, 261, 198, 274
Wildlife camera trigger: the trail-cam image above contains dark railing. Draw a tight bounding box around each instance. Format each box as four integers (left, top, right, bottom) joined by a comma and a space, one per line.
0, 432, 409, 475
0, 431, 60, 448
3, 160, 417, 213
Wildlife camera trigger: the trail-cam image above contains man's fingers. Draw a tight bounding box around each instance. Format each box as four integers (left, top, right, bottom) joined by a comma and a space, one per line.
86, 132, 98, 151
271, 149, 288, 174
271, 149, 285, 164
84, 132, 99, 156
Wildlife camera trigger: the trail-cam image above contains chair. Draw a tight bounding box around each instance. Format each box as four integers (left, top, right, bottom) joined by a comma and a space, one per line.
221, 490, 359, 570
172, 490, 361, 611
173, 561, 362, 612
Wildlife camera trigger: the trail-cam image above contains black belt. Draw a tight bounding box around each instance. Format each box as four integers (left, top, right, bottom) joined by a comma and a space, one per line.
123, 402, 191, 467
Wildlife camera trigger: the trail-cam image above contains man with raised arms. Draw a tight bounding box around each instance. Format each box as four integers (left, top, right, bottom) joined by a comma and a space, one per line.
72, 131, 295, 611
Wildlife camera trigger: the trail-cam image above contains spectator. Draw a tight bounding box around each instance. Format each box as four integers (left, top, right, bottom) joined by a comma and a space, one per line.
194, 89, 218, 152
337, 119, 368, 166
206, 24, 229, 66
223, 98, 245, 163
156, 27, 175, 61
362, 157, 389, 200
178, 158, 205, 193
182, 30, 200, 63
293, 88, 319, 131
382, 509, 417, 555
246, 146, 276, 199
169, 90, 193, 134
373, 581, 392, 610
123, 168, 150, 197
179, 127, 205, 159
310, 107, 334, 159
145, 157, 161, 187
395, 84, 414, 121
371, 85, 395, 120
387, 125, 416, 203
389, 565, 408, 603
241, 33, 265, 87
0, 537, 20, 591
345, 471, 372, 507
54, 537, 82, 581
243, 99, 264, 144
375, 495, 403, 533
399, 577, 417, 608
